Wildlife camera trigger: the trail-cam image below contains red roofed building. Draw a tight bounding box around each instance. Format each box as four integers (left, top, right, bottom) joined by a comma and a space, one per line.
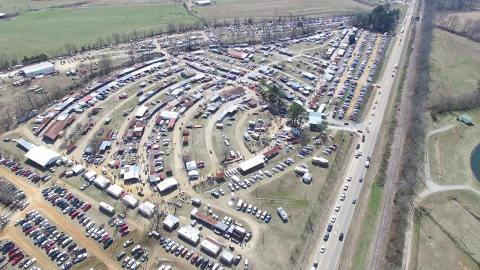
263, 145, 281, 160
227, 49, 249, 59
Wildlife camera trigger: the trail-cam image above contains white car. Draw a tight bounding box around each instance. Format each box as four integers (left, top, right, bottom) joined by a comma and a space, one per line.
335, 205, 341, 212
330, 216, 336, 223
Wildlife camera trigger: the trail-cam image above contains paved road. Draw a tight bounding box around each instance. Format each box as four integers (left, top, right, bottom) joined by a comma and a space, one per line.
311, 3, 417, 269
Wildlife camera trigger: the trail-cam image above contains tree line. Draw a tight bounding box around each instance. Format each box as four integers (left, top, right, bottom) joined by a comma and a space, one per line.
352, 4, 401, 33
434, 14, 480, 41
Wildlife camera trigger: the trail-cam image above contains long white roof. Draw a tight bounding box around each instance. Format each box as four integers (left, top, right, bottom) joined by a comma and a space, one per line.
106, 184, 123, 198
25, 145, 60, 168
157, 177, 178, 193
238, 155, 265, 172
138, 201, 155, 217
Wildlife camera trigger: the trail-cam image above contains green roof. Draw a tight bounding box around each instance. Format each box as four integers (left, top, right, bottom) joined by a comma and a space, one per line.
459, 114, 473, 123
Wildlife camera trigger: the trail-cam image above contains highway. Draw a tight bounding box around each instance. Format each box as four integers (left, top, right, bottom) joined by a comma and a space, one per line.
311, 2, 417, 269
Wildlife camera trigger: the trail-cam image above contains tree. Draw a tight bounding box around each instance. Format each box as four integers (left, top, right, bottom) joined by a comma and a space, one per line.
349, 34, 356, 45
260, 80, 284, 114
288, 103, 307, 127
98, 54, 113, 74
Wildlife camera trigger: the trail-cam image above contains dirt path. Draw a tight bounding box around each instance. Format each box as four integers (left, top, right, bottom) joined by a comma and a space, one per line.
0, 168, 121, 270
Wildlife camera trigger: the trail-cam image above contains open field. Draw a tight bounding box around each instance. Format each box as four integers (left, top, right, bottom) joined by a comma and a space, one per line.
0, 0, 177, 13
243, 132, 353, 270
426, 27, 480, 185
428, 29, 480, 105
0, 4, 198, 59
193, 0, 370, 19
414, 190, 480, 270
426, 108, 480, 186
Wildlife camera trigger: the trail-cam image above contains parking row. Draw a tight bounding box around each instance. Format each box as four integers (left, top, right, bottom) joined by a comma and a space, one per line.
15, 210, 88, 270
41, 185, 127, 250
0, 158, 51, 184
0, 239, 38, 269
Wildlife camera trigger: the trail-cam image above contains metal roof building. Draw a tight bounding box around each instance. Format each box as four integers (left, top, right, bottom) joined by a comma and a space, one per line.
157, 177, 178, 194
238, 155, 265, 175
178, 226, 200, 246
138, 201, 155, 218
107, 184, 123, 199
22, 62, 55, 78
25, 145, 60, 169
163, 214, 180, 231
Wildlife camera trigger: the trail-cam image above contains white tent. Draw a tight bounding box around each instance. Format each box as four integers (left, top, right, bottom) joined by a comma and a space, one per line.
71, 164, 84, 175
93, 175, 111, 189
185, 161, 197, 171
188, 170, 199, 180
83, 170, 97, 182
138, 201, 156, 218
122, 193, 139, 208
106, 184, 123, 199
157, 177, 178, 194
25, 145, 60, 168
160, 111, 180, 120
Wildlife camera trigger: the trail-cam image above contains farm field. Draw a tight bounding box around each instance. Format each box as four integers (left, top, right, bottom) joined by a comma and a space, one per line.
414, 191, 480, 270
0, 4, 199, 59
0, 0, 177, 12
428, 29, 480, 105
193, 0, 370, 20
425, 27, 480, 186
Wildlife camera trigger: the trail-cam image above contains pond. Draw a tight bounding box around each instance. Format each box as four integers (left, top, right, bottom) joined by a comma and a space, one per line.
471, 144, 480, 182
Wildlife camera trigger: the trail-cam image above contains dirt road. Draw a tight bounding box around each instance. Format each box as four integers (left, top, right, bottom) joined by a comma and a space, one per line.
0, 168, 121, 270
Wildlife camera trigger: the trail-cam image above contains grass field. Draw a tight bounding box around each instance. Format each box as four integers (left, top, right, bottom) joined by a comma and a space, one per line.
193, 0, 369, 20
425, 27, 480, 185
0, 0, 177, 13
426, 109, 480, 186
347, 182, 383, 270
0, 4, 199, 59
415, 191, 480, 269
243, 132, 353, 270
428, 29, 480, 105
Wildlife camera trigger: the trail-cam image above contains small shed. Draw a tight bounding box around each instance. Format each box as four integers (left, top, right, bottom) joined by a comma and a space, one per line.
458, 114, 473, 125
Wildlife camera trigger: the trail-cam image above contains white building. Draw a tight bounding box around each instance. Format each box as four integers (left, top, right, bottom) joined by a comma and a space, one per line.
71, 164, 84, 175
195, 0, 211, 6
22, 62, 55, 78
163, 214, 179, 231
238, 155, 265, 174
200, 239, 221, 257
25, 145, 60, 169
178, 226, 200, 246
83, 170, 97, 182
138, 201, 156, 218
122, 193, 139, 208
157, 177, 178, 194
93, 175, 110, 189
135, 105, 149, 119
106, 184, 123, 199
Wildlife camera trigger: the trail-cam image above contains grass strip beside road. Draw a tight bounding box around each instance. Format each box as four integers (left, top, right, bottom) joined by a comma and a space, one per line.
349, 182, 383, 270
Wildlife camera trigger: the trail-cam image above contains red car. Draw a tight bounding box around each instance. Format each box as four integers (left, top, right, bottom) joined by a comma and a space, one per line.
82, 203, 92, 212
